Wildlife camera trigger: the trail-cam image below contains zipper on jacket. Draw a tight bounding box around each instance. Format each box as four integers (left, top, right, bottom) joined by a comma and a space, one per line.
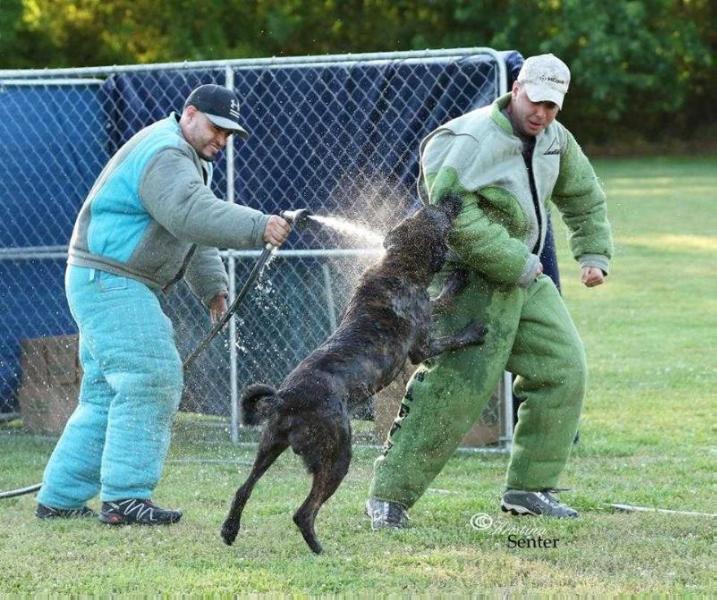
521, 136, 542, 254
163, 245, 197, 292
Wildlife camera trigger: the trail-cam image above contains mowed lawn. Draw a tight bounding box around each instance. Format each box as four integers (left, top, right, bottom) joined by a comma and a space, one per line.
1, 156, 714, 595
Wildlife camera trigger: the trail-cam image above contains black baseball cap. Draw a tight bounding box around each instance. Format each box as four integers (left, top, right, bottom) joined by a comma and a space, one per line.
184, 84, 250, 139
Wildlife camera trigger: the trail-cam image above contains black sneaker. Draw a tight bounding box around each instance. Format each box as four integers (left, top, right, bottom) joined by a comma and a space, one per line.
99, 498, 182, 525
36, 503, 96, 519
501, 489, 578, 518
365, 497, 409, 530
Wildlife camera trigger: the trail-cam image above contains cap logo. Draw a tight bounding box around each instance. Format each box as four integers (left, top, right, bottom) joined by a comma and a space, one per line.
229, 99, 241, 120
184, 84, 250, 139
538, 75, 566, 85
535, 75, 567, 86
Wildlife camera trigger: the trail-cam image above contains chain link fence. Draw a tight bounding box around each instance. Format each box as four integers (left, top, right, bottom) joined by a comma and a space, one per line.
0, 48, 512, 446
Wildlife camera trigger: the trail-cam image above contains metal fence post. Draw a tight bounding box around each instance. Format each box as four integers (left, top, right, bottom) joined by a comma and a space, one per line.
321, 263, 338, 332
224, 65, 241, 444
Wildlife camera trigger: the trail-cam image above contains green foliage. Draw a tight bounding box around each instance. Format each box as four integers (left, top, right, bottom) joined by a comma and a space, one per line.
534, 0, 715, 142
0, 1, 714, 145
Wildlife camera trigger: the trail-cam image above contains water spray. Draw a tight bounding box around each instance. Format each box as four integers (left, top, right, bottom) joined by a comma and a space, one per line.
309, 214, 384, 247
182, 208, 313, 371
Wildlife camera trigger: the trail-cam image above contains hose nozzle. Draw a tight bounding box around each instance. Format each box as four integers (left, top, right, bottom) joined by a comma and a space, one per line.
280, 208, 313, 231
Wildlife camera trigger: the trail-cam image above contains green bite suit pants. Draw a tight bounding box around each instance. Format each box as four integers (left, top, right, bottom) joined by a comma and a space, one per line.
370, 272, 586, 509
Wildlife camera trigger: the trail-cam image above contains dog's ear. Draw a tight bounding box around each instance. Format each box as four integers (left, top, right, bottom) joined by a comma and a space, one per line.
436, 193, 463, 221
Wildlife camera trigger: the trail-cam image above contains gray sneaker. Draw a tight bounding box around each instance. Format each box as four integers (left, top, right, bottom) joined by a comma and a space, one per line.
365, 497, 409, 530
501, 489, 579, 518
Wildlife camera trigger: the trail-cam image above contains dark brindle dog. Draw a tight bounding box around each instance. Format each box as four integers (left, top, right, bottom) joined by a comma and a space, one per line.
220, 198, 484, 554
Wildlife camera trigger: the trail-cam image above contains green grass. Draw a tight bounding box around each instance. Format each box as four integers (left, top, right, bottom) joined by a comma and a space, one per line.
1, 156, 715, 595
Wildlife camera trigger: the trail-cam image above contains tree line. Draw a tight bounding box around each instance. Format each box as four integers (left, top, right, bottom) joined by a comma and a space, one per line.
1, 0, 714, 148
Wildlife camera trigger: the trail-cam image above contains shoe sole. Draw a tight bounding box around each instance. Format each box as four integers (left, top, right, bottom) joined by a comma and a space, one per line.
98, 513, 181, 526
501, 501, 540, 516
501, 501, 578, 518
36, 508, 97, 519
36, 513, 97, 520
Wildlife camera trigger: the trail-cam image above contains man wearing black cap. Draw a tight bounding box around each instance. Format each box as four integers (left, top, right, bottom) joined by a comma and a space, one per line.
181, 84, 250, 160
35, 84, 290, 526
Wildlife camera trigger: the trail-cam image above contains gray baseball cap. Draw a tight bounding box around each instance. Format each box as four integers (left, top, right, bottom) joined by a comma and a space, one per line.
184, 84, 250, 139
517, 54, 571, 109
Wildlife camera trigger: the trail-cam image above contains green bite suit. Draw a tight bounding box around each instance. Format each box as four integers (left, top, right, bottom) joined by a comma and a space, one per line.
370, 94, 613, 508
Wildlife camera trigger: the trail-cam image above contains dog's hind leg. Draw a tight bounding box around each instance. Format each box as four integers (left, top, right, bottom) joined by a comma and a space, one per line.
293, 444, 352, 555
220, 427, 288, 546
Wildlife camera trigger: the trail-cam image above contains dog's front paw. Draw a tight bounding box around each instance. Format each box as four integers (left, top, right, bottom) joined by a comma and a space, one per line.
220, 520, 239, 546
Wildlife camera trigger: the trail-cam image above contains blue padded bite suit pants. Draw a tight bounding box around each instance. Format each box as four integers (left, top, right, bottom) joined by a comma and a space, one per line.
38, 266, 183, 508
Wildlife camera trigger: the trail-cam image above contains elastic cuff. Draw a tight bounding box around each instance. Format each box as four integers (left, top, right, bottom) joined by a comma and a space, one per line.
578, 254, 609, 275
368, 496, 408, 510
517, 254, 541, 288
202, 288, 228, 306
253, 213, 272, 247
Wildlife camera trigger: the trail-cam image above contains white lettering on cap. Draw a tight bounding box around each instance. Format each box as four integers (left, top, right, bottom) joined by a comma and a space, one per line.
229, 99, 241, 120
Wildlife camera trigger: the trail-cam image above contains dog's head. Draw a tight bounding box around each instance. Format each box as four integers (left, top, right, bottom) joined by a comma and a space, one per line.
382, 194, 461, 283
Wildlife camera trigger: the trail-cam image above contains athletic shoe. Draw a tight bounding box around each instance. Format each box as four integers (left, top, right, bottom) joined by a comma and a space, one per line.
99, 498, 182, 525
36, 503, 96, 519
501, 489, 578, 518
365, 497, 409, 530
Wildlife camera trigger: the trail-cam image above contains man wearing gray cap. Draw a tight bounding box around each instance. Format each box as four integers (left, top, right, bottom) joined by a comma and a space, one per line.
367, 54, 613, 527
35, 84, 290, 525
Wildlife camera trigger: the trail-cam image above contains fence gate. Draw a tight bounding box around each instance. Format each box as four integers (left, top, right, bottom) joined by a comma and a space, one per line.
0, 48, 513, 448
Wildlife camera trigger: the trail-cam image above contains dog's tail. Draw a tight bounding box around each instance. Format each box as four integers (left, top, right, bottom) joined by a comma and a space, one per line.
241, 383, 280, 426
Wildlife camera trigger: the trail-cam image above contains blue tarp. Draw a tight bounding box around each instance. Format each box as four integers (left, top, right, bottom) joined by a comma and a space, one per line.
96, 56, 502, 248
1, 52, 535, 412
0, 85, 108, 409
